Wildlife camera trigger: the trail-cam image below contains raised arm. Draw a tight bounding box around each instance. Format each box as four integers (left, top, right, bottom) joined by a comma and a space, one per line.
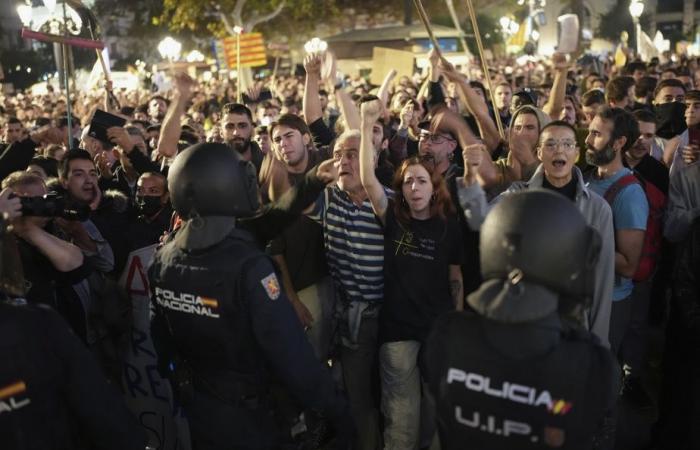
439, 60, 501, 152
359, 99, 388, 222
157, 73, 196, 158
377, 69, 398, 110
542, 53, 570, 120
335, 87, 361, 131
303, 53, 323, 125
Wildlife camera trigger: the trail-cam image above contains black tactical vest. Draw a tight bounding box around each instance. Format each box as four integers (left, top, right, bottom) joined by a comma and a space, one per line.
149, 229, 268, 391
425, 311, 617, 450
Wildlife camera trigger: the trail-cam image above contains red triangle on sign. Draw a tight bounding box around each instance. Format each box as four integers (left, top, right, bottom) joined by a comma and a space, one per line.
125, 255, 149, 296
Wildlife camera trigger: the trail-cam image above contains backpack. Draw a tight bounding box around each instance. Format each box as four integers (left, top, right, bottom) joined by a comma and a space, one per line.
604, 172, 667, 282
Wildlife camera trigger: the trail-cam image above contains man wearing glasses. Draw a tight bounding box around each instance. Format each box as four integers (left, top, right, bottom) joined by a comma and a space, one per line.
417, 124, 461, 179
456, 120, 615, 347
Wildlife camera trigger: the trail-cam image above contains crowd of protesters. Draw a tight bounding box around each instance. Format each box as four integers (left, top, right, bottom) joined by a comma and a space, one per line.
0, 42, 699, 450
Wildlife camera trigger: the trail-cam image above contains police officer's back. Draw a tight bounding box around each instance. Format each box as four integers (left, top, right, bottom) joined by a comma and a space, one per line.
148, 143, 352, 450
0, 195, 146, 450
424, 190, 618, 450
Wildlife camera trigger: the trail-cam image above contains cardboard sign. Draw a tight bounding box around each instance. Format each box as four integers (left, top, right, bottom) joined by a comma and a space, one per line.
119, 244, 192, 450
370, 47, 415, 86
557, 14, 579, 54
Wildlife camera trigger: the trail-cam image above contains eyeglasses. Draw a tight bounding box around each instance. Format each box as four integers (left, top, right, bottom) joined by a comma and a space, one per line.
419, 133, 455, 145
541, 140, 577, 152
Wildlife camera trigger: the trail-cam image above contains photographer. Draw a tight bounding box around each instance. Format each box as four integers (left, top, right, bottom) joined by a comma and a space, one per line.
0, 189, 147, 450
1, 174, 91, 339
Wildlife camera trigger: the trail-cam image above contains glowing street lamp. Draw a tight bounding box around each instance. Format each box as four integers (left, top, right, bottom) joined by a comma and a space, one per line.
629, 1, 644, 56
629, 1, 644, 19
16, 0, 86, 141
158, 36, 182, 61
304, 37, 327, 54
186, 50, 205, 63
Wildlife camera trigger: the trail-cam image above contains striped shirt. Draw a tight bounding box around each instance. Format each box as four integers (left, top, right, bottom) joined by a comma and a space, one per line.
308, 186, 389, 304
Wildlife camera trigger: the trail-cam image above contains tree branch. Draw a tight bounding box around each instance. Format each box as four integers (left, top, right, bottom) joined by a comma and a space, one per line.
233, 0, 246, 24
219, 9, 236, 34
245, 2, 285, 31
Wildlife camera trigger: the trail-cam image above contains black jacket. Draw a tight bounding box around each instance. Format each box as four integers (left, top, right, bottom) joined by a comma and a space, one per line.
0, 301, 146, 450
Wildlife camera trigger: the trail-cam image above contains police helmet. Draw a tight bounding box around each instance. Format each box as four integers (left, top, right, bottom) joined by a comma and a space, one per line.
168, 143, 259, 218
479, 189, 601, 307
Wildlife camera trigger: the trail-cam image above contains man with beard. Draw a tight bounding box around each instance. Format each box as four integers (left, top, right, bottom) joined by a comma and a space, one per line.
220, 103, 264, 174
627, 110, 670, 195
585, 107, 648, 359
147, 95, 168, 123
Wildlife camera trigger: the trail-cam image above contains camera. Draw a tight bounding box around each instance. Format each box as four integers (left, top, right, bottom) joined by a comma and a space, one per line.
19, 193, 90, 221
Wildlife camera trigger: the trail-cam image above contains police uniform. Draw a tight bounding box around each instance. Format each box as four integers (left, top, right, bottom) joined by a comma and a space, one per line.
149, 143, 352, 450
425, 311, 617, 449
0, 300, 146, 450
423, 190, 618, 450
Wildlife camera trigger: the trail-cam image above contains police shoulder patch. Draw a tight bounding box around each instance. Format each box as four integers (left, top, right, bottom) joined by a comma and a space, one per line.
261, 273, 281, 300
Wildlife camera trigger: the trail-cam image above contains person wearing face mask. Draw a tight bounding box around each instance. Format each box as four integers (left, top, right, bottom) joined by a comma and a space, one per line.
127, 172, 172, 252
652, 79, 689, 176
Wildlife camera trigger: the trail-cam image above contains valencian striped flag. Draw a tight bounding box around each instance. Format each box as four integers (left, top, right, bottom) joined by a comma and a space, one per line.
219, 32, 268, 68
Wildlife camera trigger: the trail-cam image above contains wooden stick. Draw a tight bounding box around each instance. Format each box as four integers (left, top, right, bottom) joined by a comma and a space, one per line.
272, 56, 280, 79
412, 0, 444, 58
464, 0, 505, 141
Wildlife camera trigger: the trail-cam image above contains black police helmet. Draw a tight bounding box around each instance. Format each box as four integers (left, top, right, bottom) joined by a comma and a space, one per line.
168, 143, 259, 219
480, 189, 601, 307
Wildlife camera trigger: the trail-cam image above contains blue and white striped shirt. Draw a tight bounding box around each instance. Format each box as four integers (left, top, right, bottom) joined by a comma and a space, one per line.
308, 186, 389, 304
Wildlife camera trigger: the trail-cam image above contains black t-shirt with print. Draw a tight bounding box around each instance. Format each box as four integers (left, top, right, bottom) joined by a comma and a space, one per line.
380, 200, 464, 344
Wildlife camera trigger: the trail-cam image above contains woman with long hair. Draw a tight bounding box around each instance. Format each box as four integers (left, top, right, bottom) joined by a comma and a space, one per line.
359, 98, 464, 449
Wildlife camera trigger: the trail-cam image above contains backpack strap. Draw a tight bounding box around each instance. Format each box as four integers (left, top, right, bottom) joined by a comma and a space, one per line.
603, 174, 639, 206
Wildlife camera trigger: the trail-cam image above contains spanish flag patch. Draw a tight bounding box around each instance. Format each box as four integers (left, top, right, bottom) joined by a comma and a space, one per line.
261, 273, 281, 300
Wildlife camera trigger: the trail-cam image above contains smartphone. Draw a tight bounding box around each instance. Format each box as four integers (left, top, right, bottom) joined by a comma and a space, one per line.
689, 127, 700, 147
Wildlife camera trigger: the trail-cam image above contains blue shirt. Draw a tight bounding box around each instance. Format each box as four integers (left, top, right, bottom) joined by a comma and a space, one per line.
308, 186, 389, 304
587, 168, 648, 301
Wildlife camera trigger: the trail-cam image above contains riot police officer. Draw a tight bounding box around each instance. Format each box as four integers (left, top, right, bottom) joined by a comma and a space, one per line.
148, 143, 352, 450
424, 189, 618, 450
0, 192, 147, 450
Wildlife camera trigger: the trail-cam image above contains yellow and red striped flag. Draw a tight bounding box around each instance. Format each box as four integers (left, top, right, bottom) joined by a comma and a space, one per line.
220, 32, 267, 68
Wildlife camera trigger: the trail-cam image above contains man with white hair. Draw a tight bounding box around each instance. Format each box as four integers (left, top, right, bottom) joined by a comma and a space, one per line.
306, 127, 389, 450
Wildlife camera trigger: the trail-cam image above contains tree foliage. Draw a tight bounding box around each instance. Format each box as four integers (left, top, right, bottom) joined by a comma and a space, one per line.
160, 0, 342, 37
597, 0, 635, 43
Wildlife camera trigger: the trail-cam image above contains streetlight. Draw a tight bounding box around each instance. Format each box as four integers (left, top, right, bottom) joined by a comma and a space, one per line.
304, 37, 328, 54
157, 36, 182, 62
629, 0, 644, 56
17, 0, 84, 142
186, 50, 205, 63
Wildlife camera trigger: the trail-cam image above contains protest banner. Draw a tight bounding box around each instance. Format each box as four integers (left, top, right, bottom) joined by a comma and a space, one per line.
119, 244, 191, 450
